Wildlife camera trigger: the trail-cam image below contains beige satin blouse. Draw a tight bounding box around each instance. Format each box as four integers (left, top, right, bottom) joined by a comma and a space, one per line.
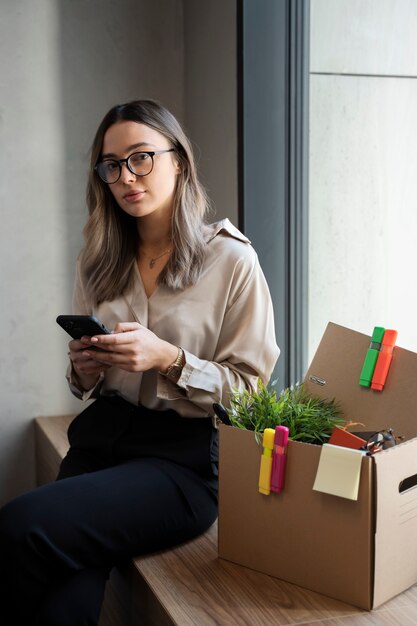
67, 219, 280, 422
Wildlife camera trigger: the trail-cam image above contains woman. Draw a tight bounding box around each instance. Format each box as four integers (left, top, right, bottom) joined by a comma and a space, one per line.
0, 100, 279, 625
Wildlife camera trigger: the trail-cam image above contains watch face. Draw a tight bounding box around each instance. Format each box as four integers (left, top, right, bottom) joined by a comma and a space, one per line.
167, 366, 181, 380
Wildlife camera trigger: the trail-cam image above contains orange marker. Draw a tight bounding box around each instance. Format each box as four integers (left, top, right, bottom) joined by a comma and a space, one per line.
371, 330, 398, 391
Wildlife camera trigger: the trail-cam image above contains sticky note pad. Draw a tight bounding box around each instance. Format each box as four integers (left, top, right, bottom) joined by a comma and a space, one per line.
313, 444, 366, 500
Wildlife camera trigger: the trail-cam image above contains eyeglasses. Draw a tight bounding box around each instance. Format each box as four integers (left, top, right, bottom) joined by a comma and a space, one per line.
361, 428, 401, 454
95, 148, 176, 184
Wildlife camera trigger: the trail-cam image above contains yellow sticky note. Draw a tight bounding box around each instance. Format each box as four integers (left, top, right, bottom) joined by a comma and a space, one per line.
313, 444, 366, 500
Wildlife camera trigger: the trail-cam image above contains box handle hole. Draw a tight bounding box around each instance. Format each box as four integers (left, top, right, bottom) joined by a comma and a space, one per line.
399, 474, 417, 493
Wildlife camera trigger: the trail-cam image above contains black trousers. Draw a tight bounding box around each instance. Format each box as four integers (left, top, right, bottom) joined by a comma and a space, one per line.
0, 396, 218, 626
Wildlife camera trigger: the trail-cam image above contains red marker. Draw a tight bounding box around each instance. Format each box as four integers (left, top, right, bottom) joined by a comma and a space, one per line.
270, 425, 289, 493
371, 329, 398, 391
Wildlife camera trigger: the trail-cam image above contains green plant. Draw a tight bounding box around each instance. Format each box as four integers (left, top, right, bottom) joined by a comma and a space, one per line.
228, 380, 345, 445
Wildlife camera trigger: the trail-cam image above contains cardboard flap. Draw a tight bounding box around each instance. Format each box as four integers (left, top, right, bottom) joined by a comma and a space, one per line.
373, 439, 417, 607
304, 322, 417, 441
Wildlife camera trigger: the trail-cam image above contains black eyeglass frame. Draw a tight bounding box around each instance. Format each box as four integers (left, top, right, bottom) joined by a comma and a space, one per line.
361, 428, 397, 454
95, 148, 176, 184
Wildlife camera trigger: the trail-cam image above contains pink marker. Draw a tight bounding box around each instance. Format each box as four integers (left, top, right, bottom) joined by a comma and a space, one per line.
270, 425, 289, 493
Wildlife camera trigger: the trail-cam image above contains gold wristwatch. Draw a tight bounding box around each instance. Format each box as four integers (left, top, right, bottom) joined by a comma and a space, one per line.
165, 347, 186, 382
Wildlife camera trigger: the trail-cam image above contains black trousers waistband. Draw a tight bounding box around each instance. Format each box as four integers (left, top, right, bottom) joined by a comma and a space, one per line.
67, 395, 218, 477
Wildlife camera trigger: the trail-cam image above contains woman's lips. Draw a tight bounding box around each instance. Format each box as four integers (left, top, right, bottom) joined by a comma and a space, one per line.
123, 190, 146, 202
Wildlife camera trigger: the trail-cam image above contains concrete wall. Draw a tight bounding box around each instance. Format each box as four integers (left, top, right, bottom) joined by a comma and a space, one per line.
309, 0, 417, 360
183, 0, 238, 223
0, 0, 238, 505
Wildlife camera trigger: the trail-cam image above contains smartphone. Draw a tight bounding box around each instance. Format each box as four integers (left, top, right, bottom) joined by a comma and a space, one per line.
56, 315, 111, 347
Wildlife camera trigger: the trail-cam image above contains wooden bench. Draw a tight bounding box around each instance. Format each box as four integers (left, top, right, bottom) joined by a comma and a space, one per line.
34, 415, 417, 626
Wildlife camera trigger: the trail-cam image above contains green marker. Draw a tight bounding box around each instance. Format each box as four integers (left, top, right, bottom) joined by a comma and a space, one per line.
359, 326, 385, 387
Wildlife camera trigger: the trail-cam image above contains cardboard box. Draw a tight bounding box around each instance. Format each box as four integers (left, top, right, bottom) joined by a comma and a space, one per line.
218, 322, 417, 609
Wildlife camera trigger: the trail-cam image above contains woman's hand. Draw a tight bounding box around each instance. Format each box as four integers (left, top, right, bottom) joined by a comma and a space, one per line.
82, 322, 179, 373
68, 337, 112, 390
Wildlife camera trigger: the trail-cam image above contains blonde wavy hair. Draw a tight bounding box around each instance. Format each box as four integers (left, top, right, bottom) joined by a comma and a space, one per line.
80, 100, 211, 306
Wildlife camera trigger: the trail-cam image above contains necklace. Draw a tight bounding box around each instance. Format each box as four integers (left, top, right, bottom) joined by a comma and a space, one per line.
141, 247, 171, 269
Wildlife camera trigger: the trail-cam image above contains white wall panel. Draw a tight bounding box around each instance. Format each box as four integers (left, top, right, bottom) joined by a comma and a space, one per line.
309, 73, 417, 359
311, 0, 417, 77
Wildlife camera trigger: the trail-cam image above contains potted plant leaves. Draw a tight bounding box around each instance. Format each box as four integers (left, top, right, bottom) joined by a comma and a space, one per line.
227, 379, 345, 445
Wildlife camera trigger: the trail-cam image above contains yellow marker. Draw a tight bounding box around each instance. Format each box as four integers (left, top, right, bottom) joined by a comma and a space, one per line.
258, 428, 275, 495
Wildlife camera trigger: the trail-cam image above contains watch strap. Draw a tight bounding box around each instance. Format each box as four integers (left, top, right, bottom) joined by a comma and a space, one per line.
165, 347, 186, 382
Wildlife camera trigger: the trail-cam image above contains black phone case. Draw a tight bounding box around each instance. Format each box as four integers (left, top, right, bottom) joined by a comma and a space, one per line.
56, 315, 111, 340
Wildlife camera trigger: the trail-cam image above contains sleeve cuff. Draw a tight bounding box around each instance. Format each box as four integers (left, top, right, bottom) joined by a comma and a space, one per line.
66, 362, 105, 401
177, 351, 221, 392
156, 350, 220, 400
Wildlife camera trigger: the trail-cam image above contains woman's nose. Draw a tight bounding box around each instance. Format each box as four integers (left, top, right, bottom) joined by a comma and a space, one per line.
119, 162, 136, 183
